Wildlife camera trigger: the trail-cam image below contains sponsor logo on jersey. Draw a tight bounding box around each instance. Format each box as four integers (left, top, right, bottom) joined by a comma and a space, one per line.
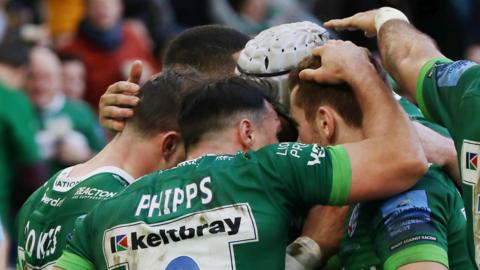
308, 145, 326, 166
348, 204, 360, 237
103, 204, 258, 269
461, 140, 480, 185
109, 217, 241, 253
381, 190, 432, 237
41, 189, 65, 207
276, 142, 310, 159
435, 60, 475, 87
111, 234, 129, 252
72, 187, 117, 200
467, 152, 478, 171
53, 178, 82, 192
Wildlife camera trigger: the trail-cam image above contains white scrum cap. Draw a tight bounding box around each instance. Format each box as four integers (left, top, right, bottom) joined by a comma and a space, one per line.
236, 21, 329, 105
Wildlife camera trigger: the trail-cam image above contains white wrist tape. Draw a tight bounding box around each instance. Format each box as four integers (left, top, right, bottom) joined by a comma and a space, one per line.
285, 236, 323, 270
375, 7, 409, 34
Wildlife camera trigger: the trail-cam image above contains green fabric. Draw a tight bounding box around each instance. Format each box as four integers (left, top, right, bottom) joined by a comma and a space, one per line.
329, 145, 351, 205
63, 143, 350, 269
384, 244, 448, 270
417, 58, 480, 268
0, 83, 40, 229
55, 251, 95, 270
338, 165, 474, 269
415, 57, 452, 121
16, 167, 131, 269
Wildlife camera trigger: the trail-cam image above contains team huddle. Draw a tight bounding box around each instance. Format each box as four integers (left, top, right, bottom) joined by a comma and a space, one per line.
15, 7, 480, 270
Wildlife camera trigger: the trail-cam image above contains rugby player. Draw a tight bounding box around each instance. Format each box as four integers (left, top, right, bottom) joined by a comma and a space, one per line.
290, 55, 474, 270
305, 8, 480, 267
99, 25, 251, 132
54, 41, 428, 269
99, 25, 298, 142
16, 69, 195, 269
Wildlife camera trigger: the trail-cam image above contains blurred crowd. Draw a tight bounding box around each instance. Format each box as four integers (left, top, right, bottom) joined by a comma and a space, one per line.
0, 0, 479, 267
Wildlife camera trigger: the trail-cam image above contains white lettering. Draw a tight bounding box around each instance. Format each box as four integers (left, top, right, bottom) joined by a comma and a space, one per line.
185, 183, 197, 209
163, 189, 172, 215
148, 195, 161, 218
136, 195, 151, 216
200, 177, 213, 204
172, 188, 185, 212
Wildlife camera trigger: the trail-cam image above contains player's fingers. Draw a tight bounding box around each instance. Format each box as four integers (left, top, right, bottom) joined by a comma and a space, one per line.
298, 68, 328, 82
128, 60, 143, 84
100, 106, 134, 119
310, 45, 326, 57
102, 119, 125, 132
324, 17, 354, 30
106, 81, 140, 95
101, 93, 140, 107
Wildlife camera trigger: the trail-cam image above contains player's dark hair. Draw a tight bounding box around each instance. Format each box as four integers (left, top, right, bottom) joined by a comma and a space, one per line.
128, 66, 202, 137
179, 76, 270, 150
163, 25, 250, 75
288, 56, 363, 128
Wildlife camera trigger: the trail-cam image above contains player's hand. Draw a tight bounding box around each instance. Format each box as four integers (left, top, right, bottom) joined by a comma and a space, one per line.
98, 60, 142, 132
413, 122, 460, 186
324, 9, 378, 37
299, 40, 372, 85
301, 205, 349, 258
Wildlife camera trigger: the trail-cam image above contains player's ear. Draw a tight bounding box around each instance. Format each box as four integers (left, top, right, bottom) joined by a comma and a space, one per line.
238, 119, 255, 151
315, 105, 336, 144
161, 131, 184, 164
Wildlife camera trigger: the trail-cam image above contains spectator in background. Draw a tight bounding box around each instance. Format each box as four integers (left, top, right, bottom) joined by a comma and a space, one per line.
210, 0, 321, 35
44, 0, 85, 46
59, 53, 86, 100
0, 37, 46, 229
25, 46, 105, 177
59, 0, 159, 110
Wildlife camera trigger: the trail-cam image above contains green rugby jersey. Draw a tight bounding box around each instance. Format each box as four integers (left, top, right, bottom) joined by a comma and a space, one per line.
16, 166, 134, 270
0, 83, 40, 227
56, 143, 351, 270
338, 165, 473, 270
416, 58, 480, 267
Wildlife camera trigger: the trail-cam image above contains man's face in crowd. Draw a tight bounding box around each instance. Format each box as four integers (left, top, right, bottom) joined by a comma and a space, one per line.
26, 49, 62, 108
62, 60, 86, 100
87, 0, 122, 30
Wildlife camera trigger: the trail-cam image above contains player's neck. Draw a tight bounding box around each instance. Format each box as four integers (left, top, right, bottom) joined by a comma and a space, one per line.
69, 133, 159, 180
334, 127, 365, 145
186, 139, 244, 160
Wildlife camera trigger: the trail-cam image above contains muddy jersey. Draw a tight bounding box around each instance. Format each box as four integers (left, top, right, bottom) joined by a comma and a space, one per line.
16, 166, 134, 270
416, 58, 480, 268
56, 143, 351, 270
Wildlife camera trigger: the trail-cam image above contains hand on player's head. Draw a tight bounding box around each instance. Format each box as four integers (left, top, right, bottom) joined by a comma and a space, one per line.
299, 40, 372, 85
98, 61, 143, 132
324, 9, 378, 37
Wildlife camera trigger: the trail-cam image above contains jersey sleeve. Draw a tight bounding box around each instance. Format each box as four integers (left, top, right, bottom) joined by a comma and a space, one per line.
416, 58, 480, 136
371, 174, 450, 269
256, 143, 351, 206
56, 215, 95, 270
